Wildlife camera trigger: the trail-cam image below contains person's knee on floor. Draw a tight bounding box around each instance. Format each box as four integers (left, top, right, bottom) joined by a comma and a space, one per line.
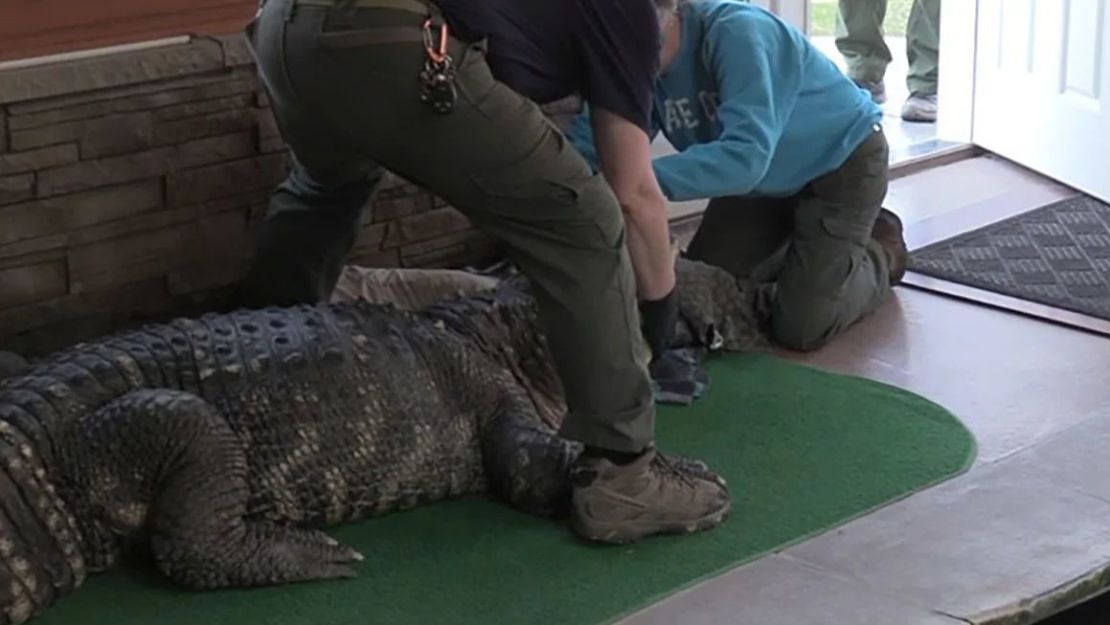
241, 0, 729, 546
770, 305, 840, 353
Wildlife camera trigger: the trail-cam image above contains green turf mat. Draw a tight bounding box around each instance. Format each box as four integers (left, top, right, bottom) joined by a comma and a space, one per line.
35, 353, 976, 625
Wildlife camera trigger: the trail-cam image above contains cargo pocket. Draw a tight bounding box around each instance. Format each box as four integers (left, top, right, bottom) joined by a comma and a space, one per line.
810, 212, 872, 288
473, 145, 626, 250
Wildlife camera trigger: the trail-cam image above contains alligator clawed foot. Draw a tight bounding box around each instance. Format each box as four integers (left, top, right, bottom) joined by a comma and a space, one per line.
266, 527, 364, 582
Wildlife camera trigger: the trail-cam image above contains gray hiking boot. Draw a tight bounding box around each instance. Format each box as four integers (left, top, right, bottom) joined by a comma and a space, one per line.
902, 92, 937, 122
853, 79, 887, 104
569, 447, 731, 544
871, 208, 908, 285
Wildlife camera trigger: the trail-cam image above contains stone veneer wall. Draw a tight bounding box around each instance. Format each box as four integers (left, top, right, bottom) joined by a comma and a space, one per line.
0, 34, 584, 357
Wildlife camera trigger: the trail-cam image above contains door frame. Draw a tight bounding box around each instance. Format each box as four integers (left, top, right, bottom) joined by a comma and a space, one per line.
934, 0, 977, 145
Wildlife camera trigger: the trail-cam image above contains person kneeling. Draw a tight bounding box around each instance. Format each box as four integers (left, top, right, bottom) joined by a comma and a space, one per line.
566, 0, 908, 352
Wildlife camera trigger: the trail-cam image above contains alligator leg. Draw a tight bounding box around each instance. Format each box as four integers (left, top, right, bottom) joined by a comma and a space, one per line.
480, 392, 583, 518
69, 389, 363, 589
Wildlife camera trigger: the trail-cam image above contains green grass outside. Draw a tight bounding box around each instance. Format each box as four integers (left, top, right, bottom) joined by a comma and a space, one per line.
808, 0, 913, 37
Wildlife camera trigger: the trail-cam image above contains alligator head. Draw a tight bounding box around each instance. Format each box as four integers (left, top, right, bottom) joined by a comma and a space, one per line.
671, 257, 772, 354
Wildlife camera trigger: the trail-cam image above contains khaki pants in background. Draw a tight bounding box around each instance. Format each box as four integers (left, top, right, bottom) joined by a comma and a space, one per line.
836, 0, 941, 95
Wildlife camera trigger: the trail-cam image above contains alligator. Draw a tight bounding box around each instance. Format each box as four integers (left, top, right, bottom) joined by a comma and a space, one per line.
0, 257, 765, 625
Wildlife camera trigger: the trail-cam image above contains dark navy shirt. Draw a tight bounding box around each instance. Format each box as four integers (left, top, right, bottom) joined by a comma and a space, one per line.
434, 0, 661, 133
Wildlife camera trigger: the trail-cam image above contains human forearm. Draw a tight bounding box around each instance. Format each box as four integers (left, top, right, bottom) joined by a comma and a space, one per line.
590, 107, 676, 300
619, 185, 676, 301
652, 141, 766, 202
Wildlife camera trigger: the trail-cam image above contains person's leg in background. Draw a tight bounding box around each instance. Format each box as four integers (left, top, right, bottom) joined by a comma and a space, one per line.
767, 127, 904, 352
236, 6, 386, 309
835, 0, 891, 104
237, 155, 385, 308
901, 0, 941, 122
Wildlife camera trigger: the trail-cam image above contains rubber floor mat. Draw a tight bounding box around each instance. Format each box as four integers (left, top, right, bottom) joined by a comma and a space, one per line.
909, 195, 1110, 320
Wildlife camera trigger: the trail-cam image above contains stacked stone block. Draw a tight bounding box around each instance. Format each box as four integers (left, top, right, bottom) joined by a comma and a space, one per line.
0, 34, 534, 356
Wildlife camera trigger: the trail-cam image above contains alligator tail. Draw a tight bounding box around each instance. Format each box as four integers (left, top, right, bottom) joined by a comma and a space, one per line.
0, 415, 85, 625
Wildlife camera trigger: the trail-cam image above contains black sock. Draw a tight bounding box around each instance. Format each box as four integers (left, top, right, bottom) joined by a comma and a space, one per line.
584, 446, 643, 465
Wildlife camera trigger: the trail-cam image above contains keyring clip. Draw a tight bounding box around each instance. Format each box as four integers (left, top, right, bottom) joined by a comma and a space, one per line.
423, 17, 449, 65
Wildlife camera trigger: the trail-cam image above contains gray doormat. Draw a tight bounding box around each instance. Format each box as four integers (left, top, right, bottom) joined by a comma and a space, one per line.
908, 195, 1110, 321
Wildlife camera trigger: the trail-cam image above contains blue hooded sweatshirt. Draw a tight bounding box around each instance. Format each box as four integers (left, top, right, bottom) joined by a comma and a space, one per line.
564, 0, 883, 202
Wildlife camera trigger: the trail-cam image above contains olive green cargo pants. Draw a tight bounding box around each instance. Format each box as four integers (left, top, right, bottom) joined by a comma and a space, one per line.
683, 127, 892, 352
836, 0, 941, 95
238, 0, 655, 452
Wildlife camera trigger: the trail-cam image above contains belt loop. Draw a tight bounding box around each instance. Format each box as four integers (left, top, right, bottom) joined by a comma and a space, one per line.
283, 0, 297, 21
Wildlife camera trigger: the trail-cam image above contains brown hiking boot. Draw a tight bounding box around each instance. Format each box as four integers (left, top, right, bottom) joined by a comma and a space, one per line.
569, 447, 731, 544
871, 208, 908, 285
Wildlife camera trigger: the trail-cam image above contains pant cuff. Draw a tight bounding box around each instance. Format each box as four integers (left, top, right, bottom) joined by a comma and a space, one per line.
846, 60, 889, 84
557, 403, 655, 453
906, 81, 938, 96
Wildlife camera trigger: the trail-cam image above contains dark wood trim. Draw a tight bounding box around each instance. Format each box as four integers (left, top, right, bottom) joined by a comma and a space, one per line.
0, 1, 254, 62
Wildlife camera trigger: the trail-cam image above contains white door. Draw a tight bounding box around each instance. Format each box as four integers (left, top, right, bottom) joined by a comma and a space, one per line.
972, 0, 1110, 203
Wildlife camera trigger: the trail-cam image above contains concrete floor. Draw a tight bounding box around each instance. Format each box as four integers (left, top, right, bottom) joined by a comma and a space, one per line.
621, 154, 1110, 625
